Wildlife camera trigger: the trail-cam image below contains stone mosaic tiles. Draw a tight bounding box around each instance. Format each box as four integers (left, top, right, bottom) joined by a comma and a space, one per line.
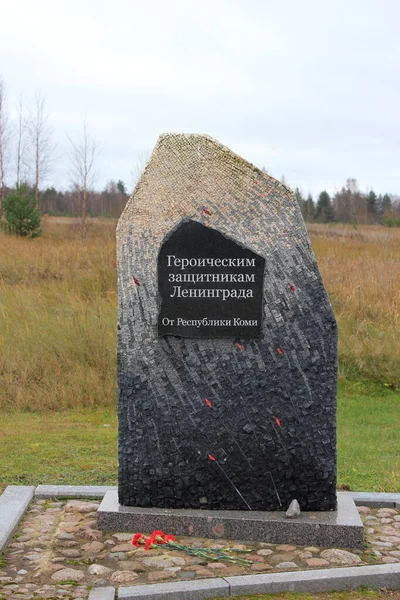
1, 500, 399, 599
117, 133, 337, 511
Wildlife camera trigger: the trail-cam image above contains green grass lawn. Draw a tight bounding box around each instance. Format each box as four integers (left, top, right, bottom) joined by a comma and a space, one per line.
0, 382, 399, 495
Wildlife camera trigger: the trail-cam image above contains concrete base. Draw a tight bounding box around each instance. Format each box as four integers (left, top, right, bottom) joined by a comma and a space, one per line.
97, 491, 364, 548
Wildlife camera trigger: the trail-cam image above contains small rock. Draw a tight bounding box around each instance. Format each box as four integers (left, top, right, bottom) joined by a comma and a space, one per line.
57, 533, 75, 541
390, 551, 400, 557
65, 500, 100, 513
365, 516, 378, 521
377, 508, 397, 515
207, 562, 227, 569
51, 564, 66, 572
109, 552, 128, 560
394, 516, 400, 522
304, 546, 320, 553
81, 528, 103, 541
276, 544, 297, 552
381, 518, 394, 524
81, 541, 105, 554
232, 544, 248, 550
179, 570, 198, 579
88, 564, 112, 576
196, 568, 213, 576
111, 543, 133, 552
276, 561, 298, 569
320, 549, 362, 565
51, 568, 85, 582
117, 561, 147, 572
257, 549, 273, 556
251, 563, 273, 571
190, 558, 208, 566
147, 570, 177, 582
367, 528, 375, 534
110, 570, 138, 584
165, 566, 182, 573
113, 533, 134, 541
24, 553, 42, 561
142, 558, 173, 568
286, 499, 300, 518
306, 558, 330, 567
92, 579, 108, 587
171, 557, 186, 566
382, 556, 400, 564
298, 552, 313, 560
370, 541, 393, 547
357, 506, 370, 514
59, 549, 82, 558
17, 570, 28, 575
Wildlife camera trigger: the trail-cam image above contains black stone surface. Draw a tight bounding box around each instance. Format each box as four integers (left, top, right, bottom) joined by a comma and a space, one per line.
158, 220, 265, 339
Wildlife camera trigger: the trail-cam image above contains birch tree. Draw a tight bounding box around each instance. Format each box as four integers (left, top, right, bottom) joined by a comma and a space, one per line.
0, 78, 11, 216
68, 121, 99, 236
28, 92, 54, 204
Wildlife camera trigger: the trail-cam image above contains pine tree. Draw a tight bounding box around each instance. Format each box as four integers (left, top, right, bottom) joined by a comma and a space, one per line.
4, 184, 42, 237
315, 191, 335, 223
305, 194, 314, 221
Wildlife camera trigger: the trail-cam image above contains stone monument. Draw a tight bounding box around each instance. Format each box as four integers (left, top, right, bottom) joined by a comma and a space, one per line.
116, 133, 337, 512
98, 133, 364, 547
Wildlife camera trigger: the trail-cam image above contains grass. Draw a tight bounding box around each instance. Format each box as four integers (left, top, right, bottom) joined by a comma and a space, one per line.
1, 219, 399, 412
0, 381, 398, 494
0, 218, 399, 494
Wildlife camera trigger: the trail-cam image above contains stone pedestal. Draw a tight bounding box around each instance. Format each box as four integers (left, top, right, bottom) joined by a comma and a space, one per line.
97, 492, 364, 548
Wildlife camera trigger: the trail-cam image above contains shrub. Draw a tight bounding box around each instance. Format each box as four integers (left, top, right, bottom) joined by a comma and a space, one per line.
4, 185, 42, 237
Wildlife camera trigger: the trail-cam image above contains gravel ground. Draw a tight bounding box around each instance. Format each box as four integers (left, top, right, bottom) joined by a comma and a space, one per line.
0, 501, 399, 599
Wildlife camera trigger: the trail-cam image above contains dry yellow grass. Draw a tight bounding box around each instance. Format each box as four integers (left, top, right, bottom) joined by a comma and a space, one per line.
0, 219, 398, 411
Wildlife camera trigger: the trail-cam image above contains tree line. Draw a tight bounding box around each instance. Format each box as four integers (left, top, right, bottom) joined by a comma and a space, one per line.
294, 179, 400, 226
1, 77, 400, 237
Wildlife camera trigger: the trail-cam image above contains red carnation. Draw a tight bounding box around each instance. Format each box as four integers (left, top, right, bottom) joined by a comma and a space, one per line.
208, 454, 216, 461
164, 534, 176, 543
132, 276, 140, 287
132, 533, 146, 547
205, 398, 212, 408
275, 416, 281, 427
289, 283, 295, 292
203, 209, 211, 215
237, 343, 243, 351
277, 348, 284, 356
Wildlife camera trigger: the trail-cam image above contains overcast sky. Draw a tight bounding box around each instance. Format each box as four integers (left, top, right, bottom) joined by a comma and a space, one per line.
1, 0, 399, 196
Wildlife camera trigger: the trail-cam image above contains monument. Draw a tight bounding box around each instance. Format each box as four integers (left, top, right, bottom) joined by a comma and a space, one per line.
98, 133, 363, 547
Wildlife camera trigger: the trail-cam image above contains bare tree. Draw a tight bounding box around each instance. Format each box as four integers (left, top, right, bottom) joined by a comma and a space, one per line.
68, 121, 99, 236
15, 95, 28, 188
28, 92, 54, 203
0, 78, 11, 216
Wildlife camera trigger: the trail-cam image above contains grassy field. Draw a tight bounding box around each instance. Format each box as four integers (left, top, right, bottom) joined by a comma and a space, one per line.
0, 218, 399, 493
0, 219, 399, 412
0, 380, 398, 493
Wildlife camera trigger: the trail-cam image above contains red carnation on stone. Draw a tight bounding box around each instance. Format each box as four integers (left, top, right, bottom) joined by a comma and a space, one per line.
237, 343, 243, 351
132, 276, 140, 287
289, 283, 295, 292
274, 416, 281, 427
203, 209, 211, 215
132, 533, 146, 547
164, 534, 176, 543
208, 454, 216, 461
205, 398, 212, 408
277, 348, 284, 356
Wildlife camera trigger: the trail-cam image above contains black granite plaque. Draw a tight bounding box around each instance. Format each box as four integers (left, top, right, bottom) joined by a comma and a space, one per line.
157, 219, 265, 338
